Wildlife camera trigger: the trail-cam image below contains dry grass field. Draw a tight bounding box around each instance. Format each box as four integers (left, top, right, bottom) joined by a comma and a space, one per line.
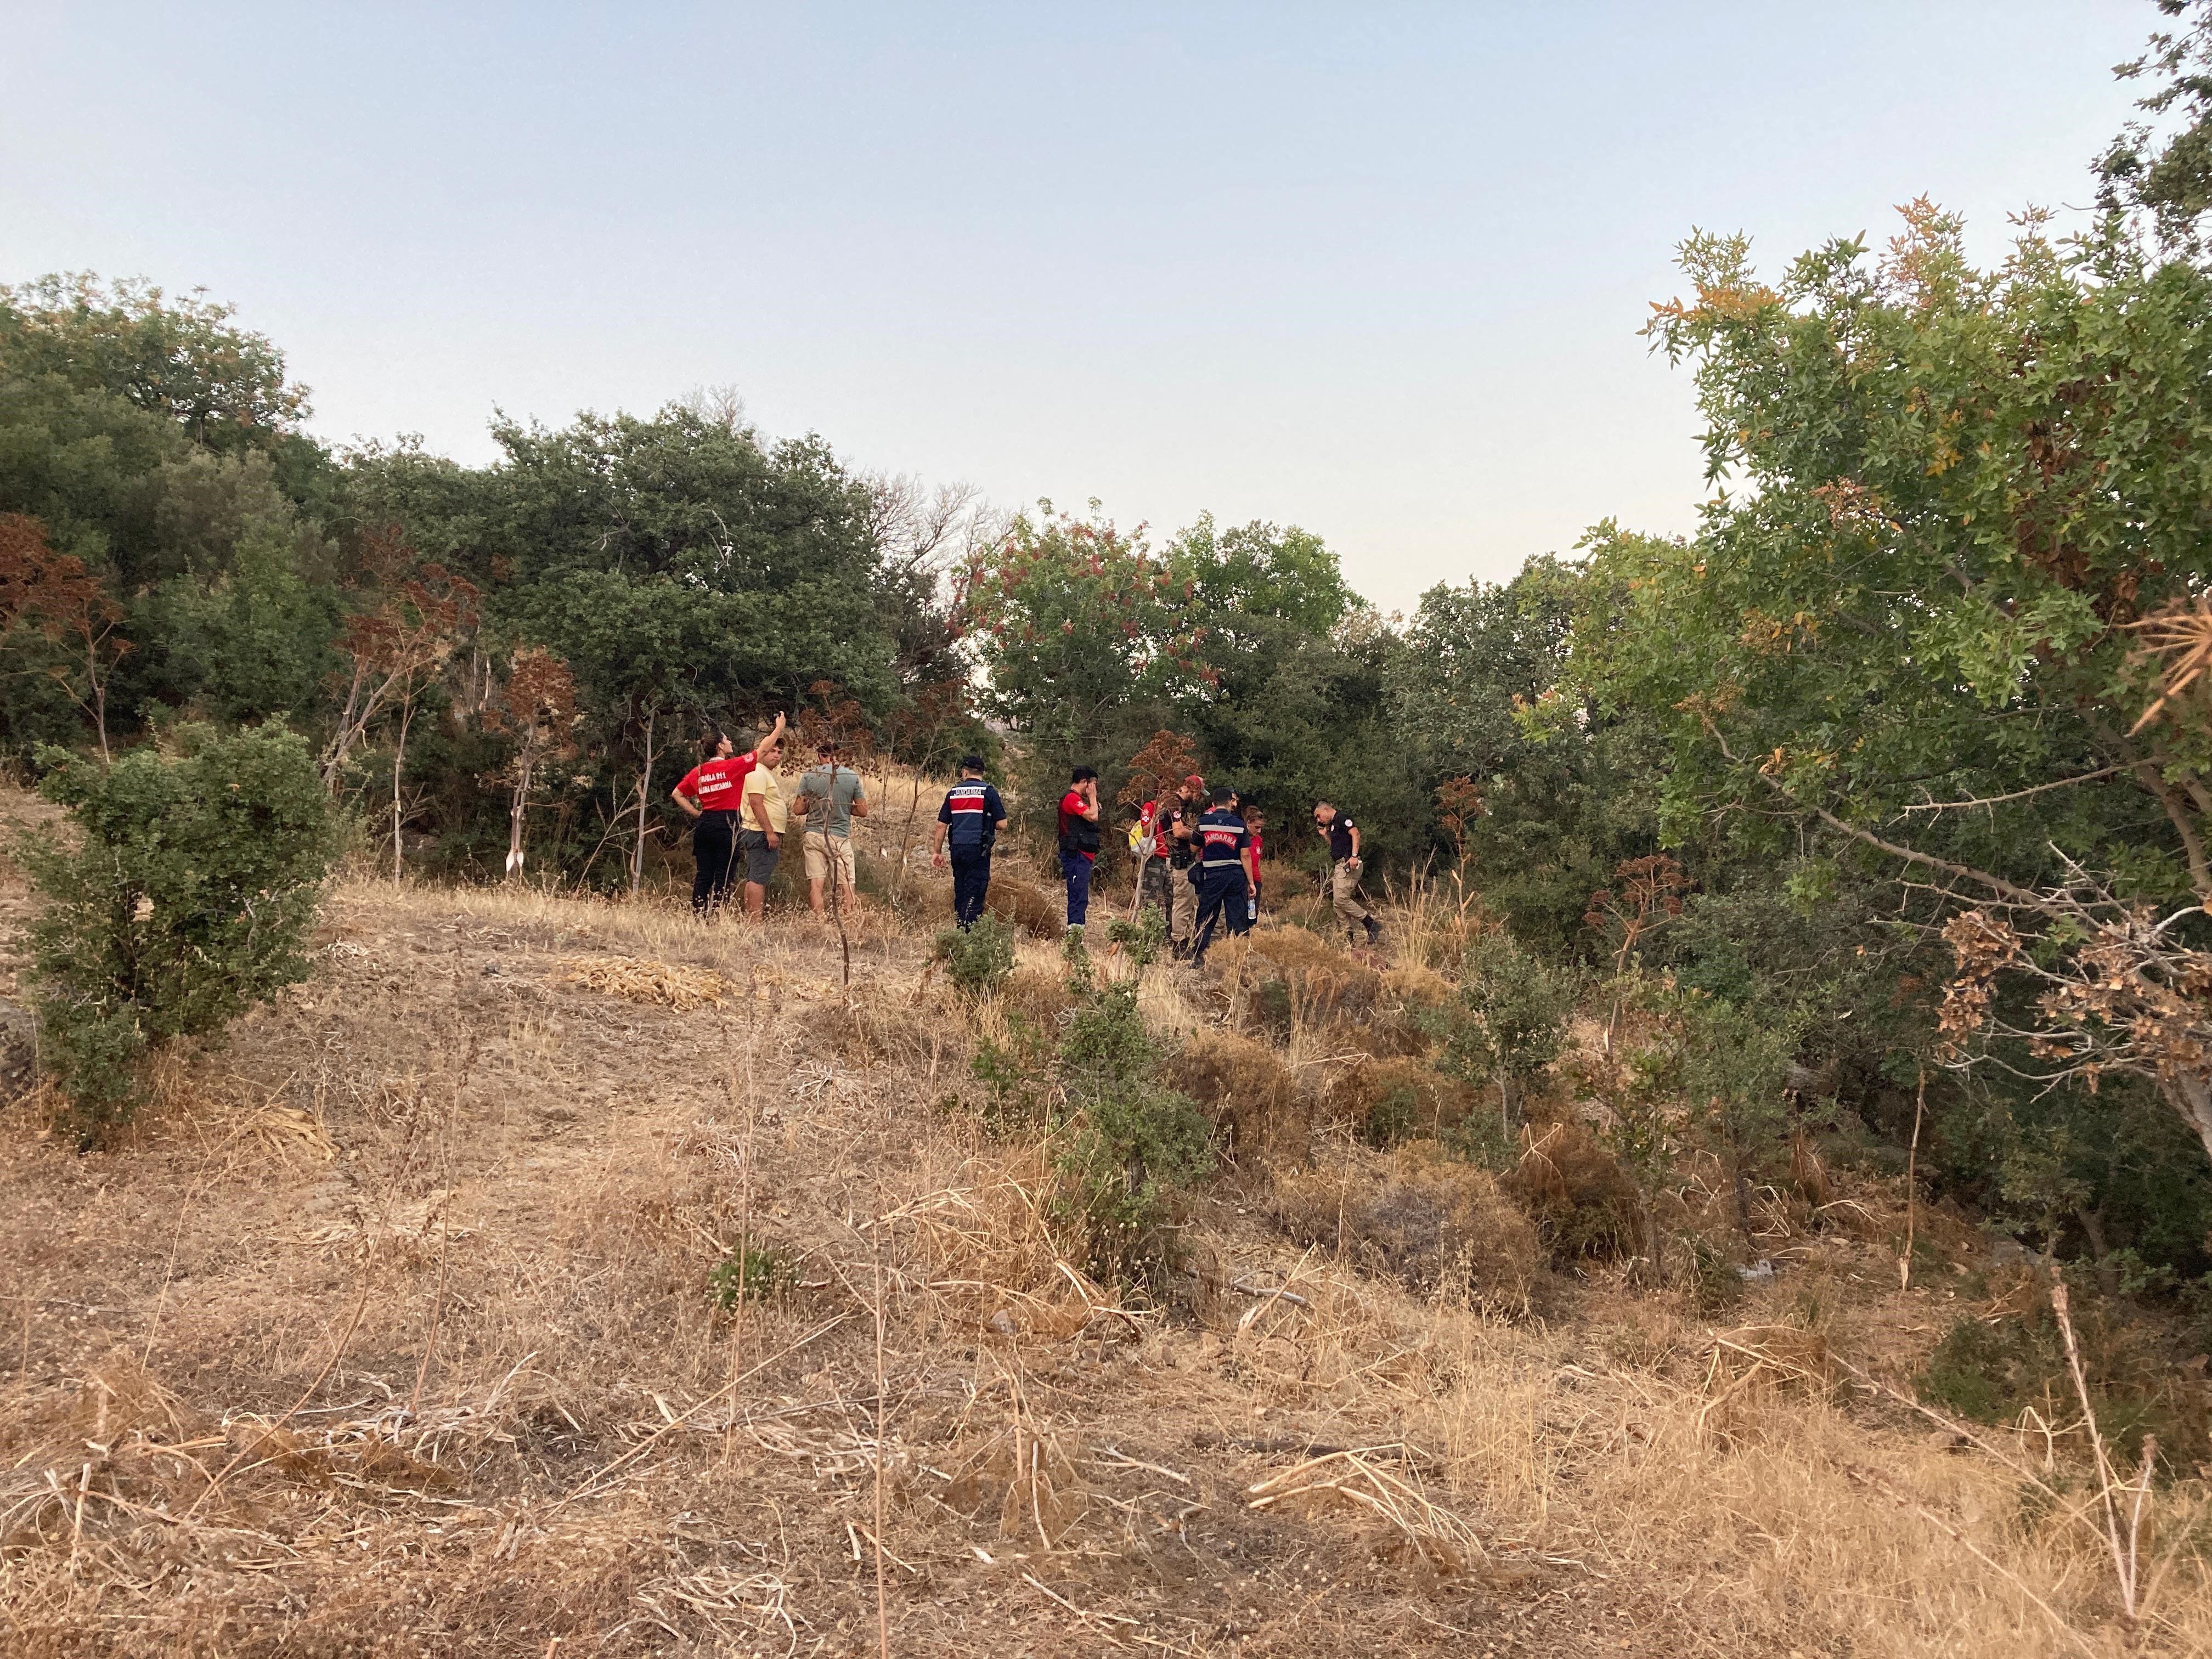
1, 786, 2208, 1657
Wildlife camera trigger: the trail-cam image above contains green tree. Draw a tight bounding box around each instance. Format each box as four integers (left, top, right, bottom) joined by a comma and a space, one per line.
0, 274, 308, 453
958, 502, 1204, 834
2099, 0, 2212, 259
1590, 203, 2212, 1162
1432, 928, 1574, 1147
1390, 554, 1665, 950
24, 723, 337, 1133
1164, 516, 1418, 845
0, 274, 343, 751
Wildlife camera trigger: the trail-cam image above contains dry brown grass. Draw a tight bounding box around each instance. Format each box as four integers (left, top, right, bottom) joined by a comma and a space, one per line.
1269, 1141, 1542, 1316
1509, 1111, 1647, 1261
983, 874, 1064, 939
1, 828, 2207, 1657
1324, 1054, 1481, 1141
1167, 1028, 1310, 1167
556, 952, 736, 1009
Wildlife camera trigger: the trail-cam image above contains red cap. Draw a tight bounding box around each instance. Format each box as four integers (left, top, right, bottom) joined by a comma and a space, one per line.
1183, 773, 1205, 788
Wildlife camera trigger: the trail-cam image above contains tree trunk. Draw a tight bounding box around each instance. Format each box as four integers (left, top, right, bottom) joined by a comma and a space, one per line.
895, 768, 928, 898
323, 663, 371, 789
506, 755, 536, 878
629, 704, 658, 897
2162, 1071, 2212, 1171
87, 634, 110, 763
391, 696, 416, 882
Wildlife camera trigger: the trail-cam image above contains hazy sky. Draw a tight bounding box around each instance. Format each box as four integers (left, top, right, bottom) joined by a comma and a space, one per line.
4, 3, 2159, 612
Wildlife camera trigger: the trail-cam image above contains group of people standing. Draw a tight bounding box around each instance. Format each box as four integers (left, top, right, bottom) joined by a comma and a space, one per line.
670, 712, 872, 919
672, 721, 1381, 960
1026, 765, 1382, 966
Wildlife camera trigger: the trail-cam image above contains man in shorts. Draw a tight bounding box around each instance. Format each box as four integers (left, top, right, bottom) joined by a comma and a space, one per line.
737, 732, 788, 920
792, 737, 868, 919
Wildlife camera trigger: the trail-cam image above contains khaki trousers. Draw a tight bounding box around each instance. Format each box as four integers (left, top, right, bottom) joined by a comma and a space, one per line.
803, 830, 856, 895
1170, 865, 1198, 943
1331, 860, 1373, 927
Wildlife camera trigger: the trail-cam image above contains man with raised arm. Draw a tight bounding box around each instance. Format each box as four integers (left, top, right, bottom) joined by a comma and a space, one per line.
670, 712, 786, 914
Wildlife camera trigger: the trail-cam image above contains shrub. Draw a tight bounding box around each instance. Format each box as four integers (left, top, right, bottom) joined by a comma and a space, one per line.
1327, 1057, 1481, 1148
970, 1011, 1054, 1129
1232, 929, 1384, 1033
933, 912, 1017, 998
1508, 1116, 1646, 1261
1056, 977, 1214, 1282
1167, 1029, 1308, 1165
1679, 1233, 1746, 1317
1430, 928, 1573, 1135
707, 1240, 799, 1308
1104, 904, 1166, 968
24, 724, 337, 1135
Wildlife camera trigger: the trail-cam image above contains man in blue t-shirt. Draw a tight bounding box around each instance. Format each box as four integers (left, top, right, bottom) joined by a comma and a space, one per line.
1188, 786, 1257, 968
930, 755, 1007, 928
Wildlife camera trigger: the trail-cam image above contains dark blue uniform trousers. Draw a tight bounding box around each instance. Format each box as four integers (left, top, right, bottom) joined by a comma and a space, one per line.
1190, 865, 1245, 961
1062, 851, 1093, 927
950, 847, 992, 927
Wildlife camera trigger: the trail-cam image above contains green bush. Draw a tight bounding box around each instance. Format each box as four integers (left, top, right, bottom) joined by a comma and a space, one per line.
1365, 1081, 1425, 1149
970, 1011, 1054, 1129
707, 1240, 799, 1308
952, 899, 1211, 1283
933, 912, 1017, 998
1431, 928, 1574, 1133
1104, 906, 1166, 969
1056, 977, 1215, 1283
23, 723, 337, 1135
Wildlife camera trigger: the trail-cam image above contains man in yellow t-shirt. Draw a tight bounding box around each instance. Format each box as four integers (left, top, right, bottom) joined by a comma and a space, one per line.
738, 734, 787, 919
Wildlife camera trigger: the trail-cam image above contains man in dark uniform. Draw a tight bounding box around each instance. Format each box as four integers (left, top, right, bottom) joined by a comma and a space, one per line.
1188, 786, 1257, 968
930, 755, 1006, 928
1163, 774, 1204, 957
1313, 799, 1381, 945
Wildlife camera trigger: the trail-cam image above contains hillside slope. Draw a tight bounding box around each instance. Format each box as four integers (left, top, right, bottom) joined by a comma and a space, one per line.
1, 817, 2205, 1657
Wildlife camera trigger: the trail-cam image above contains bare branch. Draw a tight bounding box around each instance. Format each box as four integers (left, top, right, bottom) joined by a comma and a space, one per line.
1895, 766, 2122, 813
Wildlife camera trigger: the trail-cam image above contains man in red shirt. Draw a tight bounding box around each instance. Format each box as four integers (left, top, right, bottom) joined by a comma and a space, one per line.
671, 712, 785, 914
1057, 766, 1101, 929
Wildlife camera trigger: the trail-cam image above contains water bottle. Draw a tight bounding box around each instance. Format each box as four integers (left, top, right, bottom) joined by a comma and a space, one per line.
1246, 893, 1257, 923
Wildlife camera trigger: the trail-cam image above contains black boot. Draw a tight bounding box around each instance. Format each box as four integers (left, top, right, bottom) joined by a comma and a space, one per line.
1364, 916, 1383, 945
